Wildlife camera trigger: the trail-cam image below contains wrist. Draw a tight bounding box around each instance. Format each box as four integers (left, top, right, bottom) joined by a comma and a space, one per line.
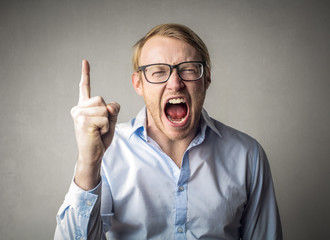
74, 160, 102, 191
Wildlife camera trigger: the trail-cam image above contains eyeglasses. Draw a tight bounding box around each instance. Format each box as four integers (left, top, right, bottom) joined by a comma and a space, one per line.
138, 61, 205, 84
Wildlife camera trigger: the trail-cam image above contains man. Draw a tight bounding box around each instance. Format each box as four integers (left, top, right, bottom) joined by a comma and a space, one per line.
55, 23, 282, 239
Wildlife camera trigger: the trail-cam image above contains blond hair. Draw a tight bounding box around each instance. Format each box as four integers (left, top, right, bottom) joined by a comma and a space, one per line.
132, 23, 211, 76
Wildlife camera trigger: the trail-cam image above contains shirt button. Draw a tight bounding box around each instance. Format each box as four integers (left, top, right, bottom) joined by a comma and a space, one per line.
86, 200, 92, 206
178, 186, 184, 191
177, 227, 183, 233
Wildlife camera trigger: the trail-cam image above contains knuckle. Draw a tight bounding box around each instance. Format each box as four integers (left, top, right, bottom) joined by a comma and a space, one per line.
71, 106, 85, 120
70, 106, 78, 118
94, 96, 104, 105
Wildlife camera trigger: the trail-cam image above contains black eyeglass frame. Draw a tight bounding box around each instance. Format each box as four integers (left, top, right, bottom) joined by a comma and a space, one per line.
138, 61, 206, 84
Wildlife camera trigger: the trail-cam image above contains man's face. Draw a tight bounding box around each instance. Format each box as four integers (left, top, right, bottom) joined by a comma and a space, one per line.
133, 36, 211, 141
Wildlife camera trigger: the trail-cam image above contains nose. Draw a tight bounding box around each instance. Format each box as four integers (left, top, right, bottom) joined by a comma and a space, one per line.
166, 68, 184, 90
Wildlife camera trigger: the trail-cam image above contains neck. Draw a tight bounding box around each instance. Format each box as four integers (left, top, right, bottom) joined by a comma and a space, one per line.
156, 136, 194, 168
146, 116, 199, 168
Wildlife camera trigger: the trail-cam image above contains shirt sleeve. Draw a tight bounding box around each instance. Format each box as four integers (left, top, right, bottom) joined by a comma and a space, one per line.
240, 142, 283, 240
54, 180, 105, 240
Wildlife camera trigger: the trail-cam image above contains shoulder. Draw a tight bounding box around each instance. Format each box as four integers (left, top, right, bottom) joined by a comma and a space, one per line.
205, 114, 258, 151
206, 117, 271, 185
205, 116, 267, 170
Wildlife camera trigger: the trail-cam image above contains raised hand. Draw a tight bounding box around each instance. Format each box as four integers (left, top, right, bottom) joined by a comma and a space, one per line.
71, 60, 120, 190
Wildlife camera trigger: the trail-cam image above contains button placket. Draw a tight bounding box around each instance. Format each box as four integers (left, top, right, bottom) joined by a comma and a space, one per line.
174, 152, 190, 240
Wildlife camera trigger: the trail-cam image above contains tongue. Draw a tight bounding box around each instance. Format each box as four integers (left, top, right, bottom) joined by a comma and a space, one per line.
166, 103, 187, 120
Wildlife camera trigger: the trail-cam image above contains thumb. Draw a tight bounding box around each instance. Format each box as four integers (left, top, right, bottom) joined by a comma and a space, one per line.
101, 102, 120, 149
107, 102, 120, 125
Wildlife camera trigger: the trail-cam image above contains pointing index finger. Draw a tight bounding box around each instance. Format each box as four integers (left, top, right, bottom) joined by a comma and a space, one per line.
79, 59, 91, 103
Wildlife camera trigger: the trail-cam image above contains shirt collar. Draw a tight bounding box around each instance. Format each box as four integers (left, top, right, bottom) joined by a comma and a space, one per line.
128, 106, 148, 140
128, 107, 222, 140
200, 108, 222, 138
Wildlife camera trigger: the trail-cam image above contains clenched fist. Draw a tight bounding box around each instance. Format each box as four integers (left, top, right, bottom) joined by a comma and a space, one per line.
71, 60, 120, 190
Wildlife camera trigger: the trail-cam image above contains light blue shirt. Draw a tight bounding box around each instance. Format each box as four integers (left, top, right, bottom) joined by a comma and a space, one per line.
55, 107, 282, 240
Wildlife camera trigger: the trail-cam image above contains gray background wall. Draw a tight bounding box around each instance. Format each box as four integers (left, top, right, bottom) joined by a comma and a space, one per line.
1, 0, 329, 239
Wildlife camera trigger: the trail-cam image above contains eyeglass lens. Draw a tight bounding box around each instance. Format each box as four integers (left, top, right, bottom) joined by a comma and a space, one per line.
144, 62, 203, 83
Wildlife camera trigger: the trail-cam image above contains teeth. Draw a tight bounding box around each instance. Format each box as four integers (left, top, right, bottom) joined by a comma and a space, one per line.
168, 98, 185, 104
167, 115, 185, 123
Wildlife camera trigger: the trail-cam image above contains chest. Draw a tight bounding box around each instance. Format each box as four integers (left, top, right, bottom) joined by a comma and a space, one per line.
106, 146, 248, 239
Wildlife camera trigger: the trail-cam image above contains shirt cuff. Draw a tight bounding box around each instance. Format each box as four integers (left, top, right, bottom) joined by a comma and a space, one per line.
65, 179, 102, 217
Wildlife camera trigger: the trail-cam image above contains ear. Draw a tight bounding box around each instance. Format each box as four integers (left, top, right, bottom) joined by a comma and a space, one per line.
205, 69, 211, 90
132, 72, 143, 96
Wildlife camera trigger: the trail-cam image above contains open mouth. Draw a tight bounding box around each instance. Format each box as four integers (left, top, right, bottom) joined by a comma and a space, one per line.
164, 97, 189, 125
